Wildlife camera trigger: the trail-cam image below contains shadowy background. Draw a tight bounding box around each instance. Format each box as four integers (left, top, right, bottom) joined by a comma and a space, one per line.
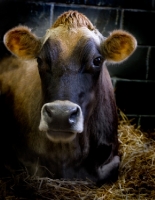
0, 0, 155, 131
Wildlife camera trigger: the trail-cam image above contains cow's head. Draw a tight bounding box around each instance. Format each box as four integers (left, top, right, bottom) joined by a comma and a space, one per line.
3, 11, 137, 142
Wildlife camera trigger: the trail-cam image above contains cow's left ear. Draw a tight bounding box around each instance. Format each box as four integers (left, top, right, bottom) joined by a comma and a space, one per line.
3, 26, 42, 59
101, 30, 137, 63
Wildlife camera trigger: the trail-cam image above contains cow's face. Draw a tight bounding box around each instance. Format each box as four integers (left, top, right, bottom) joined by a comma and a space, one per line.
37, 27, 104, 142
3, 11, 137, 142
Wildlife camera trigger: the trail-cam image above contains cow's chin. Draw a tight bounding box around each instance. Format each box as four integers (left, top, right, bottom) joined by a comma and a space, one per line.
46, 131, 77, 143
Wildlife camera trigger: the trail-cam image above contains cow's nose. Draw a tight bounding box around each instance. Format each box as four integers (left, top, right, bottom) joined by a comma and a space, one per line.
39, 100, 84, 134
44, 104, 80, 126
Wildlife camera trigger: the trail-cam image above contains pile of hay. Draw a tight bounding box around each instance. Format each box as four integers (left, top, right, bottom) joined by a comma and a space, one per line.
1, 112, 155, 199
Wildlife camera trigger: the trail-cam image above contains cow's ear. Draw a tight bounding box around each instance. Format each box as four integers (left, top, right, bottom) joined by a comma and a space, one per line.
101, 30, 137, 63
3, 26, 42, 59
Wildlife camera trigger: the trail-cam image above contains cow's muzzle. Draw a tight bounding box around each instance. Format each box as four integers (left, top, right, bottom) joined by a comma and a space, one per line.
39, 100, 84, 142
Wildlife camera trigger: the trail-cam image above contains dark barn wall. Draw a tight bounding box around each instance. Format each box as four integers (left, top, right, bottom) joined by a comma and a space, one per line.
0, 0, 155, 130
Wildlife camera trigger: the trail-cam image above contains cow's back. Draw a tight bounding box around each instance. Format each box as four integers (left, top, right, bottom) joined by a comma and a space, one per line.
0, 56, 42, 130
0, 56, 42, 174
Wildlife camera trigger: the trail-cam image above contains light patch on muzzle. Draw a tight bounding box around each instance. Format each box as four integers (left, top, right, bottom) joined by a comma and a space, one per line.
39, 100, 84, 142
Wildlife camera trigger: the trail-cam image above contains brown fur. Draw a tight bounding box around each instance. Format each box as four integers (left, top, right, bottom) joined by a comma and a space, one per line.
51, 10, 95, 30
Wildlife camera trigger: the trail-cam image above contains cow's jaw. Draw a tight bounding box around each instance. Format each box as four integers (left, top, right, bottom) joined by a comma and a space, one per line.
39, 100, 84, 142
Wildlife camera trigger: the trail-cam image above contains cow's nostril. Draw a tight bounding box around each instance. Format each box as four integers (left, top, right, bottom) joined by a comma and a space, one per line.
69, 107, 79, 125
45, 105, 53, 118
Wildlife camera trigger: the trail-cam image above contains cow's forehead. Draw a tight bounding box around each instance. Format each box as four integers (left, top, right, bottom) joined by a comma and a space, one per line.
41, 26, 104, 58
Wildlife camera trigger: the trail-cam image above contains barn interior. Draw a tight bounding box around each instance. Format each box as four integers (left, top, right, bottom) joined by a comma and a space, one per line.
0, 0, 155, 199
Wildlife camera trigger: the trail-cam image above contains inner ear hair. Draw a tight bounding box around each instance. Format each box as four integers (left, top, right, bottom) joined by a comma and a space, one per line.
4, 26, 42, 59
101, 30, 137, 63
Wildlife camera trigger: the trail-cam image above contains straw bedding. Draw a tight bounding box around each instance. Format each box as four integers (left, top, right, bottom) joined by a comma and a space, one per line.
1, 111, 155, 200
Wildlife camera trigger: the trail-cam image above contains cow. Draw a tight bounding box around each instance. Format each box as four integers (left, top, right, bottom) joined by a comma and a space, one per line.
0, 10, 137, 185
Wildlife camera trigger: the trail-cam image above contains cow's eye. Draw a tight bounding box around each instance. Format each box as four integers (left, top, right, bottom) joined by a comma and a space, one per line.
93, 57, 103, 67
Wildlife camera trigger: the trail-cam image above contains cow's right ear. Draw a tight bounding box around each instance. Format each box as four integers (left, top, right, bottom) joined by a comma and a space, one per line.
3, 26, 42, 60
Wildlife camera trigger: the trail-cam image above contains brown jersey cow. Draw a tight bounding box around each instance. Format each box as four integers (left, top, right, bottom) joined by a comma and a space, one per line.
0, 10, 137, 184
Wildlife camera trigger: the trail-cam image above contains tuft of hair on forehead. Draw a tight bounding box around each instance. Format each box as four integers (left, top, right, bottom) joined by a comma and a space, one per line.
51, 10, 95, 30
